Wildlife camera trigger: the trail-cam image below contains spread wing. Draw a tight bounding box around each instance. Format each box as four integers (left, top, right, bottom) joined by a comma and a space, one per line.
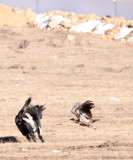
71, 102, 82, 120
76, 100, 95, 113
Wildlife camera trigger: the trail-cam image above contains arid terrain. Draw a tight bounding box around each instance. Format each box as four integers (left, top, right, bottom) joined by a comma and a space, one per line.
0, 25, 133, 160
0, 4, 133, 160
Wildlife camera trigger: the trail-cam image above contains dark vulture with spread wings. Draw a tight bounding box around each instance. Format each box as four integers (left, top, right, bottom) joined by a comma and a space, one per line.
71, 100, 96, 128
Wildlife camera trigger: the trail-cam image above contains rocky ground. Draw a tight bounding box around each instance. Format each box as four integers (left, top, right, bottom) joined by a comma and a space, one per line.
0, 4, 133, 160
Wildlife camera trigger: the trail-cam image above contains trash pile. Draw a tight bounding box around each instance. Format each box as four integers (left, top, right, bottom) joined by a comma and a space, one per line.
34, 11, 133, 42
0, 4, 133, 42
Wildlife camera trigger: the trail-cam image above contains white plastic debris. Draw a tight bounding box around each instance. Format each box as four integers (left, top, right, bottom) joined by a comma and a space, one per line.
52, 56, 58, 59
21, 148, 27, 151
16, 78, 24, 81
52, 150, 61, 153
15, 83, 20, 87
66, 35, 75, 41
94, 23, 115, 34
35, 14, 51, 24
114, 27, 133, 39
104, 24, 115, 31
40, 23, 48, 29
35, 14, 72, 29
72, 20, 102, 33
34, 14, 133, 42
34, 14, 51, 29
110, 97, 121, 101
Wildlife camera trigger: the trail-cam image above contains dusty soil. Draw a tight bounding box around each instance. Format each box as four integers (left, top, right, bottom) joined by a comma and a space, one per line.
0, 25, 133, 160
0, 4, 36, 26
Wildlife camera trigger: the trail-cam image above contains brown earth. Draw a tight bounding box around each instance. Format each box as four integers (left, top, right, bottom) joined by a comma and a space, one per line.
0, 4, 36, 26
0, 3, 133, 160
0, 26, 133, 160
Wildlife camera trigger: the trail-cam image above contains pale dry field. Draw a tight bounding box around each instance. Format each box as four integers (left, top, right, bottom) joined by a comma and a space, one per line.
0, 26, 133, 160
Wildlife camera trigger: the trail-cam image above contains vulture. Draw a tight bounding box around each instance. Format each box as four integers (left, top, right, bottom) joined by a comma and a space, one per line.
71, 100, 97, 128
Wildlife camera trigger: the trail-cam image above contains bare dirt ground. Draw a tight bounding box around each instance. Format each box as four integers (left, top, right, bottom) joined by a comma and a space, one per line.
0, 26, 133, 160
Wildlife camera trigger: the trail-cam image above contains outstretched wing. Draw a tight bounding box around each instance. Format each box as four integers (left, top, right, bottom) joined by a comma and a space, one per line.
77, 100, 95, 113
82, 100, 95, 109
71, 102, 82, 121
